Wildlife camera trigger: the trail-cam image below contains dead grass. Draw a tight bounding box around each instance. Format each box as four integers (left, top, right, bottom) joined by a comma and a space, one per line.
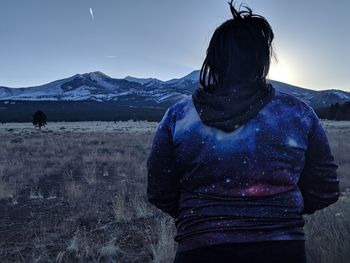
0, 120, 349, 263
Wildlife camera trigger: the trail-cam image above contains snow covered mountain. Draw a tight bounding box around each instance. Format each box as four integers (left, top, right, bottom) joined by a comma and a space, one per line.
0, 70, 349, 109
0, 71, 195, 104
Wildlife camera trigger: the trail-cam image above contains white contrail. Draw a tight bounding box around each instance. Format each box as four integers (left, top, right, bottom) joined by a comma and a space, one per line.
89, 8, 94, 21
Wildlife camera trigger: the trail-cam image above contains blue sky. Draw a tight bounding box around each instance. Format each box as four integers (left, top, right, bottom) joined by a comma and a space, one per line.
0, 0, 349, 91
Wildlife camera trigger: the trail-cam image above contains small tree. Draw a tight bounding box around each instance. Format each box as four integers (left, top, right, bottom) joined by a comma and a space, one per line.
32, 110, 47, 129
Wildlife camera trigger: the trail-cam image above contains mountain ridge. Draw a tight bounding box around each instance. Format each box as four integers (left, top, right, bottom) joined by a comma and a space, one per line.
0, 70, 349, 109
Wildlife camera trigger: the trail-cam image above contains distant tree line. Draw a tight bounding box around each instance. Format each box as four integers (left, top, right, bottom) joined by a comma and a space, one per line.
316, 102, 350, 120
2, 100, 350, 122
0, 101, 167, 122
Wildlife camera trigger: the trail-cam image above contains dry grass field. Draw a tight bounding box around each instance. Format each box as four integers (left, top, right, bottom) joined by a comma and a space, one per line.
0, 120, 349, 263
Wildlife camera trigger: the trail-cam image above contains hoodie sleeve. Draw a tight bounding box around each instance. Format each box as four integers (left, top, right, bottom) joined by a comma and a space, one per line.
298, 108, 340, 215
147, 107, 179, 218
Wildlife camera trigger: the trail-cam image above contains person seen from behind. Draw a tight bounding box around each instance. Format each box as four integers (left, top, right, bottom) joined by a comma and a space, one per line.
147, 2, 340, 262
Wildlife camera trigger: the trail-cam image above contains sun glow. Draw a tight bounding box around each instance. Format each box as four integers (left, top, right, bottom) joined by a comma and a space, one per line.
268, 63, 290, 83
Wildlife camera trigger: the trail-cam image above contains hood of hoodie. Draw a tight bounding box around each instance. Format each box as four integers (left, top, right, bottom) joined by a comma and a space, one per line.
191, 81, 275, 132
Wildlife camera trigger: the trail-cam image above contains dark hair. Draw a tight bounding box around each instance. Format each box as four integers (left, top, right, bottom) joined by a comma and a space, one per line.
200, 1, 274, 92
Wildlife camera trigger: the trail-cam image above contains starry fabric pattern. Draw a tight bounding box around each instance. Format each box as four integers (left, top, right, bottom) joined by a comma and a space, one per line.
146, 87, 339, 252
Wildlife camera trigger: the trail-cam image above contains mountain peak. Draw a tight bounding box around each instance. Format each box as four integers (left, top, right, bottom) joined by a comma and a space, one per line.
124, 76, 162, 85
84, 71, 110, 79
165, 70, 200, 85
183, 70, 200, 81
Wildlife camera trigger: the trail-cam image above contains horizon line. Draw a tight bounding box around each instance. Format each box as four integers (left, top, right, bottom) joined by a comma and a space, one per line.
0, 70, 348, 93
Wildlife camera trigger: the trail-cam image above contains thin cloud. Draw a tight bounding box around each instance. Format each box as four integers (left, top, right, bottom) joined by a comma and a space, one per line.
89, 8, 94, 21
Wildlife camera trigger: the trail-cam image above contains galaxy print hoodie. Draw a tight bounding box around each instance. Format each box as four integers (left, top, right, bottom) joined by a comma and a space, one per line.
146, 83, 340, 252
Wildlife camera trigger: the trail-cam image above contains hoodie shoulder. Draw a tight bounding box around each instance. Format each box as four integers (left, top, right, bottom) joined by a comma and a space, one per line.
274, 89, 311, 108
273, 89, 314, 113
170, 95, 192, 109
167, 95, 193, 118
272, 89, 317, 136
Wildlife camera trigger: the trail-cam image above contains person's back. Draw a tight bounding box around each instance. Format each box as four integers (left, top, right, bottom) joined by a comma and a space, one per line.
147, 2, 339, 263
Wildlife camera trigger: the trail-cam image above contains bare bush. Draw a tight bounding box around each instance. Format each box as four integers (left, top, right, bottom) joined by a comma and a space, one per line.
149, 215, 177, 263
